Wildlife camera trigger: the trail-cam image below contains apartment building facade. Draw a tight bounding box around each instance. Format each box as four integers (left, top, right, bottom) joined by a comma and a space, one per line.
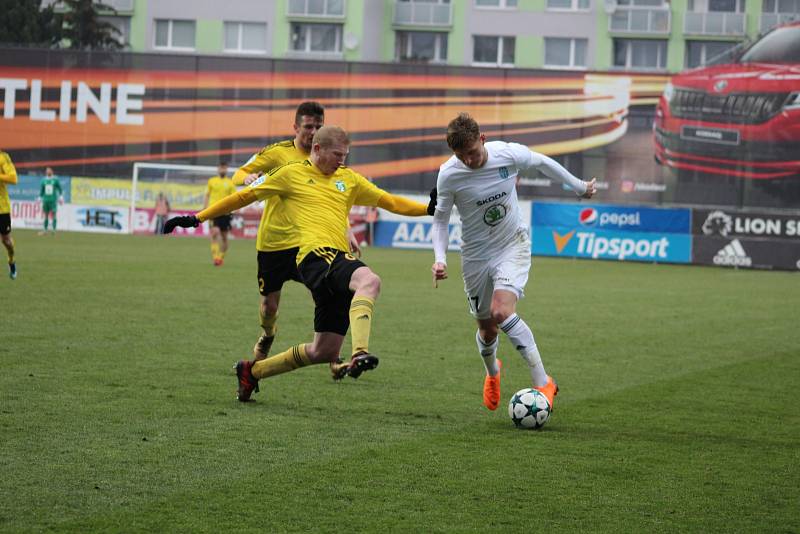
45, 0, 799, 72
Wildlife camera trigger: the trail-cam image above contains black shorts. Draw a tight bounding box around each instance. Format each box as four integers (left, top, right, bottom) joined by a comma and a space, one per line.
212, 215, 232, 231
257, 247, 302, 295
0, 213, 10, 235
299, 248, 367, 336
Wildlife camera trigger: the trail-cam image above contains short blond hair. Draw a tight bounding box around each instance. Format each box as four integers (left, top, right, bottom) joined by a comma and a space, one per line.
313, 125, 350, 148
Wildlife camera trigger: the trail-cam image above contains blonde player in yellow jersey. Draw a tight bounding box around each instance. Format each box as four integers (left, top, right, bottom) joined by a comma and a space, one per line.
163, 126, 437, 402
0, 149, 19, 280
203, 162, 236, 266
229, 102, 336, 369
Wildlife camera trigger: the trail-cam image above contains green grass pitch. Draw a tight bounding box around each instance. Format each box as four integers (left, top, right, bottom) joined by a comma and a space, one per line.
2, 229, 798, 532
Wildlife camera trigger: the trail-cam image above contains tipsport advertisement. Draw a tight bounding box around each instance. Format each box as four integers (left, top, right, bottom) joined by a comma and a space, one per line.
531, 201, 692, 264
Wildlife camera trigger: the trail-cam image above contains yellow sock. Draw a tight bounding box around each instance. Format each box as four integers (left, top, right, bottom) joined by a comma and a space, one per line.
349, 296, 374, 356
210, 242, 220, 260
260, 311, 278, 337
252, 344, 311, 379
4, 237, 14, 263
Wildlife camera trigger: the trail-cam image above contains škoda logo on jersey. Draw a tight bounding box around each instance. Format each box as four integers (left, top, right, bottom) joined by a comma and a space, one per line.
483, 204, 507, 226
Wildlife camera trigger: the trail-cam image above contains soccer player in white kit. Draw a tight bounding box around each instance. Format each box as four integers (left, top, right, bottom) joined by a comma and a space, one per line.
431, 113, 596, 411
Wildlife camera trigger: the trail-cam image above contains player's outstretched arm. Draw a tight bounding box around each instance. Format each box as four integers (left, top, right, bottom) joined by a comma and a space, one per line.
376, 192, 429, 216
162, 189, 258, 234
533, 153, 596, 197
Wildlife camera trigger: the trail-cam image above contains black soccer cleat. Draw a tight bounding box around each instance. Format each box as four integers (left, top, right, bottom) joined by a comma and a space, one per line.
347, 352, 379, 379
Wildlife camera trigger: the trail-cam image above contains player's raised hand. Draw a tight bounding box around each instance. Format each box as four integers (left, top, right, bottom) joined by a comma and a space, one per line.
580, 177, 597, 199
427, 187, 437, 216
432, 261, 448, 288
163, 215, 200, 234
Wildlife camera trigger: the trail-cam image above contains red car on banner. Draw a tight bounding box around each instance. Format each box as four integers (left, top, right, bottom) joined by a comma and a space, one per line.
654, 22, 800, 179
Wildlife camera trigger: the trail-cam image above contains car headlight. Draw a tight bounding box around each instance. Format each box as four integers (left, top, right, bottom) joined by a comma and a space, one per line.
662, 81, 674, 103
784, 92, 800, 111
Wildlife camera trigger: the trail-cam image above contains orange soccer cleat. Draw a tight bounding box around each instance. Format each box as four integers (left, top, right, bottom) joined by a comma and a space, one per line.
533, 375, 559, 410
483, 359, 502, 411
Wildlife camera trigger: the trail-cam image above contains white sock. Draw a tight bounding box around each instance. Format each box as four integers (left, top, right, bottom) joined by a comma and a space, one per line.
499, 313, 548, 387
475, 330, 500, 376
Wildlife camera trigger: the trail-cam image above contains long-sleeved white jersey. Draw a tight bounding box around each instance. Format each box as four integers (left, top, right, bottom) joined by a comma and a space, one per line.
432, 141, 587, 263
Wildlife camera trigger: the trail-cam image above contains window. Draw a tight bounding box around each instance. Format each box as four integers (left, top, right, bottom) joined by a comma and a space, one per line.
224, 22, 267, 53
473, 36, 515, 66
475, 0, 518, 7
546, 0, 590, 9
544, 38, 588, 68
396, 31, 448, 63
99, 16, 130, 47
762, 0, 800, 11
288, 0, 345, 17
154, 19, 195, 50
617, 0, 664, 5
290, 23, 342, 54
613, 38, 667, 69
708, 0, 743, 11
685, 40, 738, 67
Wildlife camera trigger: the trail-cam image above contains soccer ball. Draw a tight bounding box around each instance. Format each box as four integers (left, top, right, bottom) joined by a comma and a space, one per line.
508, 388, 552, 429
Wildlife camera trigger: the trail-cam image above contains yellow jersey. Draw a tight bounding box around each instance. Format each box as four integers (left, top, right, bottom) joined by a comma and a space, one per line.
206, 175, 236, 207
233, 140, 307, 252
249, 160, 384, 264
0, 151, 19, 214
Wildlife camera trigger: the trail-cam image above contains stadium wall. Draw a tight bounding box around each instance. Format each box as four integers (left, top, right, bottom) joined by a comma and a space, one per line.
2, 47, 798, 210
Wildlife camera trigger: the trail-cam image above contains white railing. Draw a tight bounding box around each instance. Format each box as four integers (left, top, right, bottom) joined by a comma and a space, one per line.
609, 8, 671, 34
393, 1, 453, 26
287, 0, 346, 18
759, 13, 800, 33
684, 12, 746, 35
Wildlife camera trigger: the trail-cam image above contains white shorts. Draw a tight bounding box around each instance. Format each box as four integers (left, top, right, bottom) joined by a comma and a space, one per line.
461, 238, 531, 320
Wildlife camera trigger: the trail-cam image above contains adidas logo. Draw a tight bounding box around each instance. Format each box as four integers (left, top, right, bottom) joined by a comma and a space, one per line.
307, 178, 316, 184
713, 239, 752, 267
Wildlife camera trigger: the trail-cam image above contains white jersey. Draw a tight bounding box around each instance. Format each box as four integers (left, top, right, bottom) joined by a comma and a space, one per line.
433, 141, 586, 262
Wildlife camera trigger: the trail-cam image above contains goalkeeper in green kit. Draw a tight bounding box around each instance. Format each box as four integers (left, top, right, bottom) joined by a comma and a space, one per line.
39, 167, 63, 235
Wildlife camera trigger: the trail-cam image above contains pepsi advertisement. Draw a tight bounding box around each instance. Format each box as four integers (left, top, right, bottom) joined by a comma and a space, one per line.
531, 202, 692, 264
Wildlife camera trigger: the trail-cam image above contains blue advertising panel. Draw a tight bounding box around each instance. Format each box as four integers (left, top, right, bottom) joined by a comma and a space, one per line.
532, 202, 690, 234
8, 174, 72, 202
532, 227, 692, 263
373, 221, 462, 251
531, 201, 692, 264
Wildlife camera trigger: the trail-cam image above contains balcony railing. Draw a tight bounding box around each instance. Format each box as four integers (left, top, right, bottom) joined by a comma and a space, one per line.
759, 13, 800, 33
287, 0, 346, 19
684, 12, 746, 35
42, 0, 134, 12
393, 1, 453, 27
609, 8, 671, 34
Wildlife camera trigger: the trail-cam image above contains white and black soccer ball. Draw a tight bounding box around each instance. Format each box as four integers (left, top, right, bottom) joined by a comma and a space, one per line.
508, 388, 552, 429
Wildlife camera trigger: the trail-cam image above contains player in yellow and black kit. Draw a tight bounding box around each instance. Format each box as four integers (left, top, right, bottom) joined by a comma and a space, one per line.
164, 126, 437, 402
204, 162, 236, 266
229, 101, 337, 371
0, 149, 19, 280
